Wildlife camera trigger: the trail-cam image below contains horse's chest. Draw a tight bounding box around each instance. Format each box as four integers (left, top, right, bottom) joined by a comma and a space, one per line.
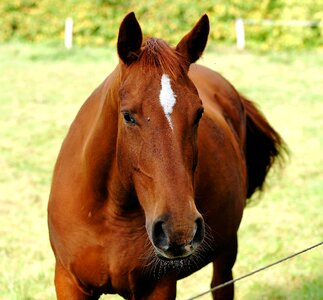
71, 225, 148, 295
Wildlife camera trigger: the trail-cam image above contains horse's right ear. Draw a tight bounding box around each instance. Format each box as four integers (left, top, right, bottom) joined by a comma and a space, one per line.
117, 12, 143, 66
176, 14, 209, 65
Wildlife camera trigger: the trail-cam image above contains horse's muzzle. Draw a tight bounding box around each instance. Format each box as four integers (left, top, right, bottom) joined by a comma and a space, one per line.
151, 215, 205, 259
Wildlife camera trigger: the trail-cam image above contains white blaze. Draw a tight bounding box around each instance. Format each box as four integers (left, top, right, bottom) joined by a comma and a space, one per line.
159, 74, 176, 129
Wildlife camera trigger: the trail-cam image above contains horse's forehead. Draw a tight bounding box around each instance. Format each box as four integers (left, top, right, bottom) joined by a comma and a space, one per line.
120, 69, 196, 116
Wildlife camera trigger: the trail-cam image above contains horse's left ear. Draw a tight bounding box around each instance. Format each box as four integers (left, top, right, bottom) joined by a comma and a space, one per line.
117, 12, 143, 65
176, 14, 209, 65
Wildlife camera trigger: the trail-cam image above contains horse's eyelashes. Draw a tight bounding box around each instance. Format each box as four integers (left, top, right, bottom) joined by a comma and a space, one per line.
122, 111, 137, 125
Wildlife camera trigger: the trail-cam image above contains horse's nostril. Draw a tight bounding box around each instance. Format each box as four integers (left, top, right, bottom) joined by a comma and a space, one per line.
192, 216, 205, 247
151, 215, 204, 259
152, 220, 168, 250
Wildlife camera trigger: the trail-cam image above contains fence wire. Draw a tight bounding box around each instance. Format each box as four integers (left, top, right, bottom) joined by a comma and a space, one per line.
187, 241, 323, 300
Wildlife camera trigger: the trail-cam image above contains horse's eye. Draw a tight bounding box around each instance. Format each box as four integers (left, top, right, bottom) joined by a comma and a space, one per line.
194, 108, 204, 125
122, 111, 136, 125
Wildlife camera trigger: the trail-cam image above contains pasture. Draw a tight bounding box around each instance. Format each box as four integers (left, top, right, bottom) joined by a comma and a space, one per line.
0, 43, 322, 299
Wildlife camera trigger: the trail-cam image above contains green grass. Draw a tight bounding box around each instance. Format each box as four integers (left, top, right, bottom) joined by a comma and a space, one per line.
0, 43, 322, 300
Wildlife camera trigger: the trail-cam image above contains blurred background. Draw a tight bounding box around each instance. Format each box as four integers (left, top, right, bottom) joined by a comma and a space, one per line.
0, 0, 322, 49
0, 1, 322, 299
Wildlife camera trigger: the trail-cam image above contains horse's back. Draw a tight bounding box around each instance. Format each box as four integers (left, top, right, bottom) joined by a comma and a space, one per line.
189, 64, 240, 104
188, 64, 247, 240
189, 64, 284, 217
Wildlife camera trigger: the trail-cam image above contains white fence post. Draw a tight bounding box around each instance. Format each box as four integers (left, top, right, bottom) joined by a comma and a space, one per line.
235, 18, 245, 50
65, 18, 73, 49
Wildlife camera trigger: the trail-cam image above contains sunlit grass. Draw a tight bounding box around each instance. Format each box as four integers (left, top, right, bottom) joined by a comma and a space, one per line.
0, 43, 322, 299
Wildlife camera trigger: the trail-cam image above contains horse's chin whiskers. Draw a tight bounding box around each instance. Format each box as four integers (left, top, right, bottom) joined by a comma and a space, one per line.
138, 216, 218, 282
142, 228, 217, 280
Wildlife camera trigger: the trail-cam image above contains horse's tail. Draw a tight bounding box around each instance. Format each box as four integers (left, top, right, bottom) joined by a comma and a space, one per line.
241, 95, 287, 198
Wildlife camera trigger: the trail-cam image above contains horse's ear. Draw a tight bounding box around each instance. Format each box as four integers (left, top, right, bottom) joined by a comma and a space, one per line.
117, 12, 143, 65
176, 14, 209, 65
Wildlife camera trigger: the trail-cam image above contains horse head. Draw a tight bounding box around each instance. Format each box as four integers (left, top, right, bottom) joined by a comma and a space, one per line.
116, 12, 209, 260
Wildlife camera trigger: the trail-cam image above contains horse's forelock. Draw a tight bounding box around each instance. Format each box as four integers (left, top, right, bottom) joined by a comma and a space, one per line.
135, 38, 187, 78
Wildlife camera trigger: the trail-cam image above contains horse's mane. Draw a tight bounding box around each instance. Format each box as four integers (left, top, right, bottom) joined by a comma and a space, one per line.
135, 38, 187, 78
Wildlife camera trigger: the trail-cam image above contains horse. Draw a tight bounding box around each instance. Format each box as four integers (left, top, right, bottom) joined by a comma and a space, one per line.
48, 12, 285, 300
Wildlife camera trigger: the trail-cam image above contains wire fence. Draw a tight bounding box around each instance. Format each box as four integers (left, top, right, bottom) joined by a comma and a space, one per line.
187, 241, 323, 300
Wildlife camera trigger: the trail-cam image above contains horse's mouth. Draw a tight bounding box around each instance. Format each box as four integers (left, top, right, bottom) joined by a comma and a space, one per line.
156, 251, 193, 261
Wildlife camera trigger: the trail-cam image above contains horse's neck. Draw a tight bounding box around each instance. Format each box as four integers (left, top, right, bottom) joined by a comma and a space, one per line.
69, 66, 124, 204
80, 71, 138, 221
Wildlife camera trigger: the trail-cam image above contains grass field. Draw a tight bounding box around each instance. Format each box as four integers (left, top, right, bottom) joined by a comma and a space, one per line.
0, 43, 322, 300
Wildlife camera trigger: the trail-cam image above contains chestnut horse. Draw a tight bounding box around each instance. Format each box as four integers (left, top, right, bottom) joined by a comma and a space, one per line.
48, 13, 284, 300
